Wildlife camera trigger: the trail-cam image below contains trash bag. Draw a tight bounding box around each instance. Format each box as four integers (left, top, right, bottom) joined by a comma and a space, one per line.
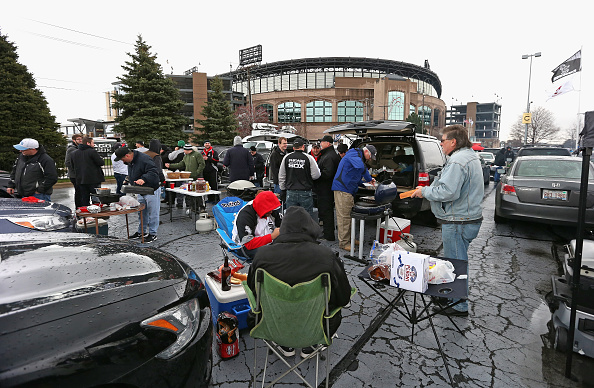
427, 258, 456, 284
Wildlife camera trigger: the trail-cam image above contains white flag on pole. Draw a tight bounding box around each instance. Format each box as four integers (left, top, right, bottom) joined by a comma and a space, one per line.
546, 78, 575, 101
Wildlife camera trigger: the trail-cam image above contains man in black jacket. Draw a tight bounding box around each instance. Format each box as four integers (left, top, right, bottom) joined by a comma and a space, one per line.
71, 136, 105, 207
247, 206, 353, 358
114, 147, 161, 243
279, 138, 320, 217
249, 146, 265, 187
268, 137, 288, 193
65, 133, 83, 207
223, 136, 254, 183
315, 135, 341, 241
8, 138, 58, 201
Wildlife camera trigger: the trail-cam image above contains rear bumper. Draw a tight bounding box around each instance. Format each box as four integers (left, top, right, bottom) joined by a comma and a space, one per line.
496, 194, 594, 226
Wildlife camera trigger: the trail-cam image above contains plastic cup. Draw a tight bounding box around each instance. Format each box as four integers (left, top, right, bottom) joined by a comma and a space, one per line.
170, 183, 175, 189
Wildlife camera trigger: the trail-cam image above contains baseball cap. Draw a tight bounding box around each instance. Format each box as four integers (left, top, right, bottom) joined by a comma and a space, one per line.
319, 135, 333, 143
365, 145, 377, 160
250, 146, 257, 152
293, 138, 305, 148
114, 146, 131, 161
13, 138, 39, 150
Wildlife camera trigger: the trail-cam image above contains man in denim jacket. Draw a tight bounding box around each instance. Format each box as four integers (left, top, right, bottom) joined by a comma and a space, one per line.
411, 125, 484, 316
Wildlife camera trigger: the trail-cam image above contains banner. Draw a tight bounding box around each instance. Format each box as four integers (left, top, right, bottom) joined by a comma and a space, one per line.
551, 50, 582, 82
547, 78, 575, 100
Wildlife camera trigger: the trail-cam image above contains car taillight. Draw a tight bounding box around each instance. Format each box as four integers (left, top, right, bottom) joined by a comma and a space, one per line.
141, 298, 209, 359
501, 184, 516, 196
417, 172, 430, 187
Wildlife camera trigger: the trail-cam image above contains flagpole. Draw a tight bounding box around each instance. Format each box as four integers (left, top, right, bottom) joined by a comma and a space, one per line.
576, 47, 583, 151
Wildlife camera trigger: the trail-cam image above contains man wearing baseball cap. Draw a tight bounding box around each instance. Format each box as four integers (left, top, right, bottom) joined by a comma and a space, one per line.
331, 144, 376, 251
8, 138, 58, 201
315, 135, 341, 241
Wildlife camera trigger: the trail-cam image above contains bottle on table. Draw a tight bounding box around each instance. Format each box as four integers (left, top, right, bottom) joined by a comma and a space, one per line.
221, 256, 231, 291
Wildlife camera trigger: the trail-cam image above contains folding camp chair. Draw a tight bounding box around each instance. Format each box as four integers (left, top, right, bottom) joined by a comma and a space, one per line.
243, 269, 355, 388
212, 196, 252, 263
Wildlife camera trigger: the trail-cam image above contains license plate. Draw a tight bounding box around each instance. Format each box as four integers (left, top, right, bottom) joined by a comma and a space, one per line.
542, 189, 568, 200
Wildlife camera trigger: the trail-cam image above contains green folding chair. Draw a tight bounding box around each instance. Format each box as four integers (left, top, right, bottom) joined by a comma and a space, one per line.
243, 269, 355, 388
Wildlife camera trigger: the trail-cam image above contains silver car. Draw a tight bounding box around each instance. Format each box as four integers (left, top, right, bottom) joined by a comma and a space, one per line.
495, 156, 594, 225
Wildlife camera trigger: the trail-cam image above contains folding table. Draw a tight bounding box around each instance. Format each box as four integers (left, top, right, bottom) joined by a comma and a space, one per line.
165, 187, 221, 222
357, 257, 468, 386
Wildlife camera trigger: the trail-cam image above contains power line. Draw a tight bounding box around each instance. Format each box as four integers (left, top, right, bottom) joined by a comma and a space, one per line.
27, 18, 132, 46
30, 32, 106, 50
38, 85, 103, 93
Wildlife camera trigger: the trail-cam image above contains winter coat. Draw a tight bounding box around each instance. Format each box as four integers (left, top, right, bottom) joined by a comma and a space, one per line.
144, 139, 165, 183
232, 191, 282, 251
278, 150, 320, 191
9, 146, 58, 197
331, 148, 373, 196
247, 206, 353, 311
71, 143, 105, 185
315, 145, 341, 193
168, 148, 185, 164
127, 151, 160, 191
269, 146, 286, 185
223, 145, 255, 182
64, 142, 78, 178
169, 150, 205, 180
494, 149, 506, 166
202, 146, 219, 174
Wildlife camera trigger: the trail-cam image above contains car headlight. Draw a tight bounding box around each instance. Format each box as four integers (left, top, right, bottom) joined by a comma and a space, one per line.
141, 298, 210, 359
7, 215, 71, 231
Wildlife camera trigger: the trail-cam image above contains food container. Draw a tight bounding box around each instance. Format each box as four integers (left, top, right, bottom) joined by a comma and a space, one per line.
179, 171, 191, 179
196, 178, 207, 192
167, 171, 180, 179
94, 187, 111, 194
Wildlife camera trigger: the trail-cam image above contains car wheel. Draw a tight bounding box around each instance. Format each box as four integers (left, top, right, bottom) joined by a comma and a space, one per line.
554, 326, 569, 353
494, 210, 506, 224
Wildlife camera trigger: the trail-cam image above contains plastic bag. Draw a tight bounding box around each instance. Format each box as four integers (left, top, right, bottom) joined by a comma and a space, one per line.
119, 196, 140, 208
369, 240, 406, 265
427, 258, 456, 284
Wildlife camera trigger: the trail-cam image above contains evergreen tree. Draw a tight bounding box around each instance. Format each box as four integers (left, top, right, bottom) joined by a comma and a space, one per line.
113, 35, 188, 147
193, 77, 237, 145
0, 31, 66, 172
405, 112, 423, 133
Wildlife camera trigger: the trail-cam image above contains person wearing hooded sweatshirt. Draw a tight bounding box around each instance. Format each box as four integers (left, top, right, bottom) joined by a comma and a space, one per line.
71, 136, 105, 206
144, 139, 166, 183
223, 136, 254, 183
8, 138, 58, 201
246, 206, 353, 357
168, 140, 186, 164
232, 191, 282, 259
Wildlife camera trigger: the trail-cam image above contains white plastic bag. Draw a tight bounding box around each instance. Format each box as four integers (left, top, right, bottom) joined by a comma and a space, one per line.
119, 196, 140, 208
369, 240, 406, 265
427, 258, 456, 284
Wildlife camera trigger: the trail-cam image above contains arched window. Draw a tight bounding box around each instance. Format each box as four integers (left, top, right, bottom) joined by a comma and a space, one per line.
306, 100, 333, 122
420, 106, 431, 126
258, 104, 274, 122
337, 100, 364, 122
387, 91, 405, 120
277, 102, 301, 123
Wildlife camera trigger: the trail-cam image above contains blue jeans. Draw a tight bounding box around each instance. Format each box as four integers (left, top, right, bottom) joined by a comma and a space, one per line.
273, 184, 281, 194
33, 193, 51, 202
441, 222, 482, 312
286, 190, 314, 218
137, 187, 160, 235
114, 172, 127, 195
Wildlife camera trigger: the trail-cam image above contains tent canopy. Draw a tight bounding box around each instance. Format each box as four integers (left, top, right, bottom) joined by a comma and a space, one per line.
472, 143, 484, 151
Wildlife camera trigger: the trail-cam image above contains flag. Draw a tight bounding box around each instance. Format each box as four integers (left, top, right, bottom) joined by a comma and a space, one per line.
547, 78, 574, 100
551, 50, 581, 82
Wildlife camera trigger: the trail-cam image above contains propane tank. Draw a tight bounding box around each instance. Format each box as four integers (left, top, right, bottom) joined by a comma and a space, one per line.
395, 233, 417, 252
196, 213, 215, 232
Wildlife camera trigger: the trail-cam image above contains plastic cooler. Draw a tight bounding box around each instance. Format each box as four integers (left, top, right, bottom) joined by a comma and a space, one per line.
204, 275, 251, 330
379, 217, 411, 243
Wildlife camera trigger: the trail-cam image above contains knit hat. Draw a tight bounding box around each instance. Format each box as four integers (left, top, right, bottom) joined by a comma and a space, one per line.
177, 140, 186, 147
233, 136, 243, 146
183, 144, 194, 150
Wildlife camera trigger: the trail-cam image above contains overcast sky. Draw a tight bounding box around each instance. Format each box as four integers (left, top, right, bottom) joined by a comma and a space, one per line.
2, 1, 591, 142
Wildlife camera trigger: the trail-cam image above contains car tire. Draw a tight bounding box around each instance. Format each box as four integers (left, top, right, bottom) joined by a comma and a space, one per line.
554, 326, 569, 353
494, 210, 506, 224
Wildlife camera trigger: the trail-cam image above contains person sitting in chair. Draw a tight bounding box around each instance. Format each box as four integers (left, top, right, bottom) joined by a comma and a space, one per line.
232, 191, 282, 259
247, 206, 353, 358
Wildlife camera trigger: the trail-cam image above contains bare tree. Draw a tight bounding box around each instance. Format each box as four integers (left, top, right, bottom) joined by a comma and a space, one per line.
509, 106, 560, 145
234, 106, 270, 138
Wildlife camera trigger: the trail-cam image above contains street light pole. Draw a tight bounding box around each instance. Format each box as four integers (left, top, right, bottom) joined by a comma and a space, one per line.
522, 52, 541, 145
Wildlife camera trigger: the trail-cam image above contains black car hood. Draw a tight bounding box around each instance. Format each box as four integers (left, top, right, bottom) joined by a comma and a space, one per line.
0, 198, 72, 218
0, 233, 188, 333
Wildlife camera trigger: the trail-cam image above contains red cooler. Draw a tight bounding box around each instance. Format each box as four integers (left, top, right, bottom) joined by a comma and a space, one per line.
379, 217, 411, 243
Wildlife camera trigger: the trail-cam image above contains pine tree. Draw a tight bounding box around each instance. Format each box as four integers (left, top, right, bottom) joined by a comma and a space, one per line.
406, 112, 423, 133
0, 31, 66, 172
193, 77, 237, 145
113, 35, 188, 147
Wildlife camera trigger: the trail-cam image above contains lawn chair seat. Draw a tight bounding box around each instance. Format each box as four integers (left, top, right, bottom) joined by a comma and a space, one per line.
243, 269, 354, 388
212, 196, 251, 262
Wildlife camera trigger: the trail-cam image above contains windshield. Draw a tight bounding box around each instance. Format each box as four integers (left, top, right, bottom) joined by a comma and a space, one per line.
519, 148, 570, 157
515, 159, 594, 180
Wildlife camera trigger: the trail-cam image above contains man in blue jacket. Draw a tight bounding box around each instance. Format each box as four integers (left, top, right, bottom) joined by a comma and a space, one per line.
411, 125, 484, 316
223, 136, 255, 183
114, 147, 161, 243
331, 145, 376, 251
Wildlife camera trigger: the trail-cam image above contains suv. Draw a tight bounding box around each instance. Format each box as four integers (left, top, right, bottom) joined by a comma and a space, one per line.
516, 146, 571, 157
324, 120, 446, 218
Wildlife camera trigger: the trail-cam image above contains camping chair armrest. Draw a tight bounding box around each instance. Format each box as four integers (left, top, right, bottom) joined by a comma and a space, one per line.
324, 287, 357, 319
216, 228, 243, 251
242, 281, 261, 314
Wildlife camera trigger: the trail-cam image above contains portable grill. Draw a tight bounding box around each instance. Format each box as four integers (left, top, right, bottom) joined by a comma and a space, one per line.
352, 181, 397, 215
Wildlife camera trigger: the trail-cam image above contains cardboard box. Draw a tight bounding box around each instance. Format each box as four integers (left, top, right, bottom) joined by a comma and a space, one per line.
379, 217, 411, 243
390, 251, 429, 293
205, 275, 251, 330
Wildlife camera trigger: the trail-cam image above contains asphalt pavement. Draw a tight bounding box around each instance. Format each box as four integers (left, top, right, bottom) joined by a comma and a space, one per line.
51, 182, 594, 387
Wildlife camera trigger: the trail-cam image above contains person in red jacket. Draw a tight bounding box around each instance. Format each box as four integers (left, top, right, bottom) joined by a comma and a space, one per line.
231, 191, 282, 260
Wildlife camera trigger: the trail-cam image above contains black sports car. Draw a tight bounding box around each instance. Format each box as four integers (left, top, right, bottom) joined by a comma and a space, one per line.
0, 198, 75, 233
0, 233, 213, 387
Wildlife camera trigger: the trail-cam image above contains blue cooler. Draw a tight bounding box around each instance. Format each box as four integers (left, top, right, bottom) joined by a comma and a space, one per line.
204, 275, 251, 330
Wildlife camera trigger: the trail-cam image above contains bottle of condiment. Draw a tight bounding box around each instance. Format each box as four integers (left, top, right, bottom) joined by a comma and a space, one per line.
221, 256, 231, 291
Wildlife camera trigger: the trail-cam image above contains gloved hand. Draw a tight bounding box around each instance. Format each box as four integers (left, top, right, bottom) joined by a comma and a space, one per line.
280, 190, 287, 202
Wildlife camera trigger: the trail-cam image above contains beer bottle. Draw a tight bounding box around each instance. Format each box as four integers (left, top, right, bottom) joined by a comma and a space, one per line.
221, 256, 231, 291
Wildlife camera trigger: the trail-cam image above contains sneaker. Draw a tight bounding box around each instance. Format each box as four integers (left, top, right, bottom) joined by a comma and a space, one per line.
341, 243, 352, 251
144, 234, 158, 243
129, 232, 148, 239
300, 345, 327, 358
277, 345, 295, 357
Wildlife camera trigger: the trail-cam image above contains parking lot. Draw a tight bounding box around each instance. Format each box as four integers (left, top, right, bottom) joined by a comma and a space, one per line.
52, 181, 594, 387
